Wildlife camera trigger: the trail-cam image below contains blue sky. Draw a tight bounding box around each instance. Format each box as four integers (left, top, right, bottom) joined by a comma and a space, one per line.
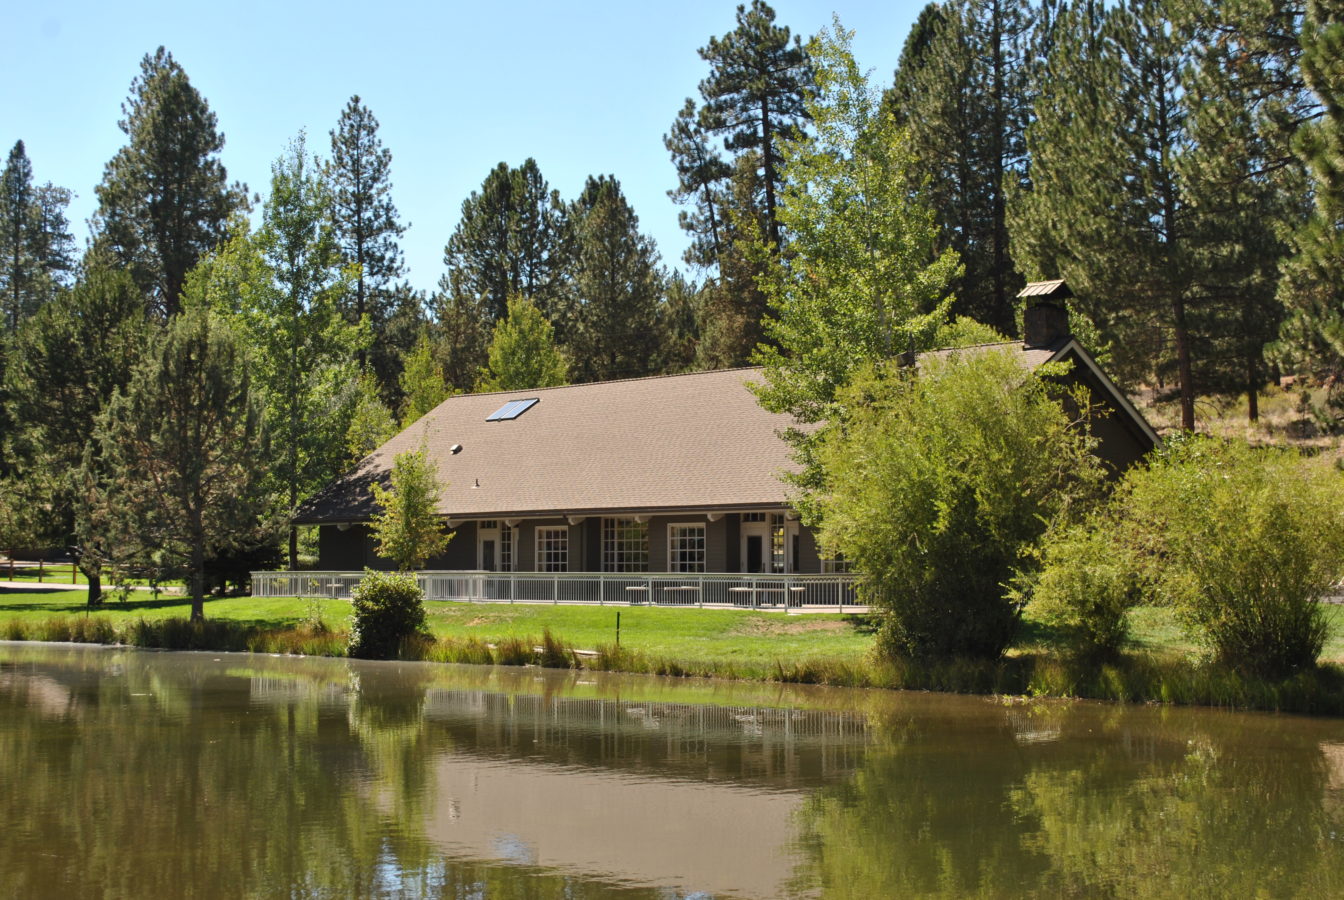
2, 1, 924, 298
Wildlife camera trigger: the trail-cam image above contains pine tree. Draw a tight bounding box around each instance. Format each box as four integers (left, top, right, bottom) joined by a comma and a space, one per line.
1180, 0, 1311, 420
1275, 0, 1344, 401
1, 141, 75, 332
694, 153, 772, 369
665, 98, 732, 270
881, 3, 947, 127
697, 1, 813, 250
92, 47, 245, 317
3, 268, 149, 604
890, 0, 1035, 334
1010, 0, 1201, 429
477, 295, 569, 392
441, 159, 569, 329
327, 96, 407, 381
88, 308, 272, 620
566, 176, 663, 382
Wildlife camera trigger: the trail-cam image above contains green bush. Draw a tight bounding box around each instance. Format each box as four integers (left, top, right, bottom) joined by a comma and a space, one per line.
1017, 520, 1140, 658
348, 570, 428, 659
814, 352, 1104, 661
1122, 436, 1344, 676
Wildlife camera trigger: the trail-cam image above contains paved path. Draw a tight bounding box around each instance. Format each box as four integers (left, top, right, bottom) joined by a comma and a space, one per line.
0, 580, 183, 594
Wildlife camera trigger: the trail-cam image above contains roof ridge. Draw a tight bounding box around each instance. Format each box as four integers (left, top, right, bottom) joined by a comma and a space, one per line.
452, 365, 766, 400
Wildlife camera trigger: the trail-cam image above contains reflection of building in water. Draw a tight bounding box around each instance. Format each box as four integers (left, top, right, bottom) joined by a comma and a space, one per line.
421, 688, 872, 790
412, 690, 871, 897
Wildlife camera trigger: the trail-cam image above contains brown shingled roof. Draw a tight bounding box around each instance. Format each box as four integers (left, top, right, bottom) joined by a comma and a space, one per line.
296, 368, 801, 524
298, 342, 1124, 525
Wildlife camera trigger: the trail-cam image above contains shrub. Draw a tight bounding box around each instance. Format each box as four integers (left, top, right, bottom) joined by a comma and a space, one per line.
814, 352, 1104, 661
1122, 436, 1344, 676
1016, 519, 1140, 658
348, 570, 428, 659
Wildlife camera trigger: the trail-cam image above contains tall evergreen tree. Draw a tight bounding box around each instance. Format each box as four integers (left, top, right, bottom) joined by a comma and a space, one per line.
664, 98, 732, 270
697, 1, 812, 250
440, 159, 569, 329
327, 95, 407, 381
1180, 0, 1312, 420
1, 141, 75, 332
889, 0, 1035, 334
1010, 0, 1201, 429
88, 308, 272, 621
694, 152, 772, 369
92, 47, 245, 317
881, 3, 948, 127
3, 268, 148, 604
1275, 0, 1344, 403
566, 176, 664, 382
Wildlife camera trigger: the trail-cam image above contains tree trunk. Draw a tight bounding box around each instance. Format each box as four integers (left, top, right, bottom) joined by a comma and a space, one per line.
289, 525, 298, 571
1172, 297, 1196, 431
190, 544, 206, 623
1248, 358, 1259, 422
85, 572, 102, 608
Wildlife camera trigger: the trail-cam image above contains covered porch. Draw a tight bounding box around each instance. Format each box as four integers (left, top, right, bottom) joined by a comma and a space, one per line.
251, 569, 862, 611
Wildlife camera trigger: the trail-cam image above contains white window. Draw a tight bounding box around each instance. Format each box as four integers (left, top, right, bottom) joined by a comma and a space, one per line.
770, 513, 786, 574
536, 527, 568, 572
821, 552, 850, 574
500, 524, 513, 573
602, 518, 648, 572
668, 523, 706, 573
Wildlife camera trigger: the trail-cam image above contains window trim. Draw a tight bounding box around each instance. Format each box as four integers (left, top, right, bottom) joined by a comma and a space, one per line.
601, 517, 649, 572
667, 522, 707, 574
535, 526, 568, 573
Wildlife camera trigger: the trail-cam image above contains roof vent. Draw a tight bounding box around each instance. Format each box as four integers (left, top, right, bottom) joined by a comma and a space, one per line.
1018, 280, 1073, 349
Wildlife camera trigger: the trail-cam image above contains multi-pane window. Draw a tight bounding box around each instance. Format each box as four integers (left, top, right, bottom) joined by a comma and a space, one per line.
821, 553, 851, 574
668, 524, 706, 573
499, 524, 513, 573
770, 513, 786, 573
536, 527, 568, 572
742, 512, 766, 523
602, 518, 648, 572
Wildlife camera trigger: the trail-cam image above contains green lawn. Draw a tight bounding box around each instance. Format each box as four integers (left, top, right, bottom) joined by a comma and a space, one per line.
5, 590, 1344, 668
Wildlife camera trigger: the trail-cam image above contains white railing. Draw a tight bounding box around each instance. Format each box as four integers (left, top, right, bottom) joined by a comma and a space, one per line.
250, 570, 862, 611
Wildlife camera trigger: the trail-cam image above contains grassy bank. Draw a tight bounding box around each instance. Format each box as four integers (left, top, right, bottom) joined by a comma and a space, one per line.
4, 589, 1344, 713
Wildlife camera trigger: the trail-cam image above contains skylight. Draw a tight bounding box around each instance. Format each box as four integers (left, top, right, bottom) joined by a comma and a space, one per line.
486, 398, 539, 422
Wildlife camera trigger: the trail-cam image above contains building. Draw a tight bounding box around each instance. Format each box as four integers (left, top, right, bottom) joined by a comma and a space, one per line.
271, 285, 1156, 606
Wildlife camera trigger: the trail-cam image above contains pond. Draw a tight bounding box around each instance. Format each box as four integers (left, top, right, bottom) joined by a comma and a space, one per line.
1, 643, 1342, 898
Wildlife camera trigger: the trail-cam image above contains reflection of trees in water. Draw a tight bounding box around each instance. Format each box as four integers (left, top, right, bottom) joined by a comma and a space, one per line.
791, 702, 1344, 898
0, 650, 448, 897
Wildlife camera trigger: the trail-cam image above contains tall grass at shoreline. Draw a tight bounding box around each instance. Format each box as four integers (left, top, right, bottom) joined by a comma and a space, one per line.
4, 612, 1344, 714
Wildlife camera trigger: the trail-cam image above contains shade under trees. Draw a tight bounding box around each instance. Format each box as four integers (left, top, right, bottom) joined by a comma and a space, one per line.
92, 47, 246, 318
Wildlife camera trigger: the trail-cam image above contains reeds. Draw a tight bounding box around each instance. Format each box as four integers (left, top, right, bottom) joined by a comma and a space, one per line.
2, 614, 1343, 714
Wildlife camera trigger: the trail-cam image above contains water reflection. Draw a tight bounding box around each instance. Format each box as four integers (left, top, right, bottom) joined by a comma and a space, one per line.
0, 644, 1342, 899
